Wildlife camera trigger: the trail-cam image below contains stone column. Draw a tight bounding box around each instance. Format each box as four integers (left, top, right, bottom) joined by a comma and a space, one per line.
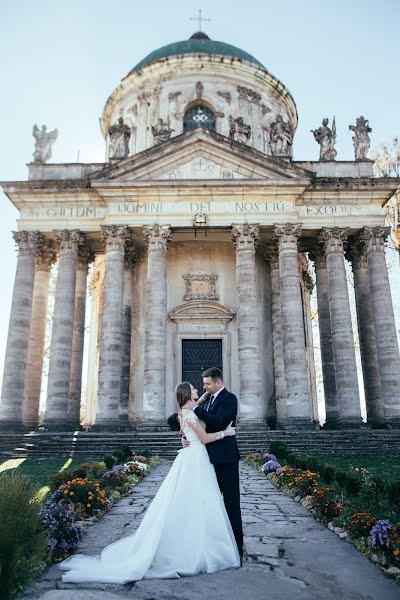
23, 242, 56, 428
349, 241, 384, 426
44, 230, 82, 429
0, 231, 43, 428
319, 227, 361, 427
273, 224, 311, 428
360, 226, 400, 425
263, 245, 287, 426
67, 246, 92, 428
95, 225, 130, 429
232, 224, 263, 421
142, 225, 171, 423
309, 248, 338, 427
120, 246, 136, 427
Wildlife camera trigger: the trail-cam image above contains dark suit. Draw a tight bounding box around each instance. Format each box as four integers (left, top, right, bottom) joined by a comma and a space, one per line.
194, 387, 243, 556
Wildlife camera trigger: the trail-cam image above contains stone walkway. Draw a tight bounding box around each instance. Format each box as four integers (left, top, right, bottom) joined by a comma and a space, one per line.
21, 461, 399, 600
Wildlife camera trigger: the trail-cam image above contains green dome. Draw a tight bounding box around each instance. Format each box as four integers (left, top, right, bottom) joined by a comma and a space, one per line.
129, 32, 266, 75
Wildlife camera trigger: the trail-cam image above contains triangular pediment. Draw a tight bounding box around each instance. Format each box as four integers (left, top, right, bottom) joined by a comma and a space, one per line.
90, 129, 314, 183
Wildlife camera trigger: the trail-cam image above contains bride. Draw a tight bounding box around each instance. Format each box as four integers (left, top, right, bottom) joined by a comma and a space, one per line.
58, 382, 240, 583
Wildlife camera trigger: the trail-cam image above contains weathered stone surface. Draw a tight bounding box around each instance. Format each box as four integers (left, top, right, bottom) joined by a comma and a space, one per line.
0, 231, 43, 426
232, 224, 263, 420
45, 230, 82, 427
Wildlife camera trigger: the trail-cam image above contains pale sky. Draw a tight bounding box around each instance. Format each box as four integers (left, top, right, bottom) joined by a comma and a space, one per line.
0, 0, 399, 382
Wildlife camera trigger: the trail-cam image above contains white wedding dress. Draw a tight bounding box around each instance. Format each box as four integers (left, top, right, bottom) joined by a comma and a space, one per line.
58, 411, 240, 583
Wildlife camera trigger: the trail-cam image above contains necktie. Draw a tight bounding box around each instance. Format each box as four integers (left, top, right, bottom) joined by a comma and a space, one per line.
206, 395, 214, 412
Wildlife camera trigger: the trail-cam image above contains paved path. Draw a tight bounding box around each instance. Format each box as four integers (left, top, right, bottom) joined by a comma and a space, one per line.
22, 461, 399, 600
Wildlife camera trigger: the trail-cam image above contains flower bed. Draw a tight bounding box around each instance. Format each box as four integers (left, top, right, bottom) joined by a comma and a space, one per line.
246, 446, 400, 582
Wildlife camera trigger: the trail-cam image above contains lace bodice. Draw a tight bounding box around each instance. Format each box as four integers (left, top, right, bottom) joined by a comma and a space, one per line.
181, 410, 205, 445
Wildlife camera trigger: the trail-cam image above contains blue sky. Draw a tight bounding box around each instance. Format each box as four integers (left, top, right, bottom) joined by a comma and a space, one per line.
0, 0, 399, 380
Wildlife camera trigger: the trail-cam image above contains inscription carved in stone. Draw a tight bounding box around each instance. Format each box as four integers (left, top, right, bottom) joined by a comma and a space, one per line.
183, 273, 218, 301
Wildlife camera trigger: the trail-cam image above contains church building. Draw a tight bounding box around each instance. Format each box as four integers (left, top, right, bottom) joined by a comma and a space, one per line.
1, 31, 399, 431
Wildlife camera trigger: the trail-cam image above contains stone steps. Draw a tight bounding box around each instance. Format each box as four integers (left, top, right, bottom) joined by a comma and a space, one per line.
0, 429, 400, 459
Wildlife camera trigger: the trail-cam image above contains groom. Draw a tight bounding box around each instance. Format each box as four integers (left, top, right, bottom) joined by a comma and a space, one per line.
184, 367, 243, 559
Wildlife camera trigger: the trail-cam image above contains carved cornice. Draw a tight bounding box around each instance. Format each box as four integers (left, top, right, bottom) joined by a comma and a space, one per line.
13, 231, 44, 257
231, 223, 259, 251
54, 229, 83, 254
359, 226, 390, 254
101, 225, 130, 252
143, 224, 172, 251
273, 223, 302, 251
318, 227, 349, 255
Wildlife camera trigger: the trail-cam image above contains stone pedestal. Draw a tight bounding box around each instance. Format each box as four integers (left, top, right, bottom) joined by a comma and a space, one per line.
0, 231, 43, 428
44, 230, 82, 429
232, 224, 263, 422
360, 226, 400, 425
95, 226, 130, 430
310, 249, 338, 427
120, 247, 136, 427
142, 225, 171, 423
319, 228, 362, 428
23, 243, 55, 429
350, 241, 384, 426
68, 247, 91, 428
273, 224, 312, 429
263, 245, 287, 427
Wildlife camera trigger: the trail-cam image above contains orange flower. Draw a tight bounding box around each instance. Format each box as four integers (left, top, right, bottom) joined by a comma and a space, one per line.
87, 503, 92, 508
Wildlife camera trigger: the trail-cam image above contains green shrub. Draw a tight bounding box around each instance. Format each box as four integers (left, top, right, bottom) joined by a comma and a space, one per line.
321, 465, 335, 484
0, 472, 47, 599
388, 480, 400, 510
345, 474, 361, 496
268, 441, 288, 459
334, 469, 348, 488
112, 444, 132, 463
48, 466, 88, 491
167, 412, 181, 431
104, 455, 116, 469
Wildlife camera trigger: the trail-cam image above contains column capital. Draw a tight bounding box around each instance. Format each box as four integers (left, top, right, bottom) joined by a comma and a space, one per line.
262, 243, 279, 269
309, 246, 326, 270
124, 245, 138, 270
101, 225, 130, 251
319, 227, 349, 254
54, 229, 83, 253
35, 242, 56, 272
273, 223, 301, 250
143, 224, 172, 250
359, 226, 390, 254
231, 223, 260, 251
77, 245, 94, 270
347, 241, 368, 270
12, 231, 44, 256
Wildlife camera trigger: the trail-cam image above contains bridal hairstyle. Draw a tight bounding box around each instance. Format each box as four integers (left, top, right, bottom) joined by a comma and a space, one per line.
175, 382, 192, 409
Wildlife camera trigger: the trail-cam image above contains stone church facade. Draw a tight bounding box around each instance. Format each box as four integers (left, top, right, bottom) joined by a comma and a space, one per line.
1, 32, 399, 431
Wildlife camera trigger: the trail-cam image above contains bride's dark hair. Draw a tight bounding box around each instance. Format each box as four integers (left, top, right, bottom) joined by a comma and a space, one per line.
175, 382, 192, 409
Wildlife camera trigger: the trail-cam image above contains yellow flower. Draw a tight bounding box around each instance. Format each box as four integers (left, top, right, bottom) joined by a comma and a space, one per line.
70, 491, 74, 496
87, 503, 91, 508
64, 490, 68, 495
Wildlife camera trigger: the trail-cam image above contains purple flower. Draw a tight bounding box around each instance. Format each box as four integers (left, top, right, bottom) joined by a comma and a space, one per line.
262, 453, 277, 461
370, 520, 392, 549
262, 459, 282, 475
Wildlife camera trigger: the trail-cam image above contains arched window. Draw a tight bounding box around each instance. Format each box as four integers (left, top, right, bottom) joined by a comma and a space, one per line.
183, 105, 216, 132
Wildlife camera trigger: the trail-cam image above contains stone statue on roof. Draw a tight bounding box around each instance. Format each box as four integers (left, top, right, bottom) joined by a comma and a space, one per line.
32, 124, 58, 163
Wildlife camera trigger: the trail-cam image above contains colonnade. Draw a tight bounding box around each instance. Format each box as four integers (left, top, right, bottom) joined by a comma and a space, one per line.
0, 223, 399, 430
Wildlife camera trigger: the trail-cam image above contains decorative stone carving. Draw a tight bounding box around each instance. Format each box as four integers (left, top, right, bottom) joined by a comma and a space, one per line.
183, 273, 218, 301
32, 124, 58, 163
168, 91, 182, 102
108, 117, 131, 159
319, 227, 349, 253
218, 91, 231, 104
311, 118, 337, 161
237, 85, 261, 105
231, 223, 259, 251
261, 103, 271, 116
229, 116, 251, 144
349, 116, 371, 160
273, 223, 301, 250
13, 230, 44, 256
54, 229, 83, 253
269, 115, 293, 157
195, 81, 203, 98
101, 225, 130, 251
143, 224, 172, 250
36, 242, 56, 272
358, 225, 390, 253
193, 212, 208, 230
127, 104, 137, 116
151, 118, 174, 144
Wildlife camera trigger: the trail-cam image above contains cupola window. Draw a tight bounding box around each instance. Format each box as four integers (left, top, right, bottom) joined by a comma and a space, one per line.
183, 105, 216, 132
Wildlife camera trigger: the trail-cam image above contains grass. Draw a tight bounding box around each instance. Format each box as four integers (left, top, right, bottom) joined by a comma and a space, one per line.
0, 457, 100, 502
317, 455, 400, 483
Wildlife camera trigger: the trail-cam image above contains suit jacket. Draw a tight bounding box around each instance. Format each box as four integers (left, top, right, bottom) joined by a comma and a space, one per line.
193, 387, 240, 464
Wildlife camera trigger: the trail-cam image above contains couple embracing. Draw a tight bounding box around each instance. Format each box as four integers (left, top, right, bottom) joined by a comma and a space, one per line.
59, 367, 243, 583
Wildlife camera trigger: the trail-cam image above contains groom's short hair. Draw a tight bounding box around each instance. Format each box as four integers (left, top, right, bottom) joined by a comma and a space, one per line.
202, 367, 223, 382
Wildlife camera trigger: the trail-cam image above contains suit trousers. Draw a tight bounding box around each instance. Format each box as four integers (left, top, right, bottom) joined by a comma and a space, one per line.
214, 461, 243, 557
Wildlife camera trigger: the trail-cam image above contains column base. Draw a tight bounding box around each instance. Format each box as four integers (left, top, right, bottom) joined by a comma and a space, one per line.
322, 417, 365, 430
276, 418, 317, 431
42, 419, 80, 432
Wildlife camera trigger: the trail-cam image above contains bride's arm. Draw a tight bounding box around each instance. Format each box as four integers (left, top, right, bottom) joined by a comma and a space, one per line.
186, 420, 235, 444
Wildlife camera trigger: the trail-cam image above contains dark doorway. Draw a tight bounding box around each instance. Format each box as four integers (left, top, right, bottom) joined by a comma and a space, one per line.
182, 339, 222, 395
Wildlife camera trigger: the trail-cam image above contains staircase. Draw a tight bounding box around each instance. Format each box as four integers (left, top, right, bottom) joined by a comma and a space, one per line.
1, 428, 400, 459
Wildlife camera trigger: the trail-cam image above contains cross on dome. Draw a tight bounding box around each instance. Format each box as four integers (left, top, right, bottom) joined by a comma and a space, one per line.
190, 9, 210, 33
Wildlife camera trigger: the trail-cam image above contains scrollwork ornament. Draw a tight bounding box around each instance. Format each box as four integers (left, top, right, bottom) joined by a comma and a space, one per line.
231, 224, 260, 251
318, 227, 349, 254
273, 224, 302, 251
359, 226, 390, 254
143, 224, 172, 251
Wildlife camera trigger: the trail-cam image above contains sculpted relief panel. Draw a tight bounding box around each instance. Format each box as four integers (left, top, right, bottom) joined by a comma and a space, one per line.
157, 156, 245, 180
